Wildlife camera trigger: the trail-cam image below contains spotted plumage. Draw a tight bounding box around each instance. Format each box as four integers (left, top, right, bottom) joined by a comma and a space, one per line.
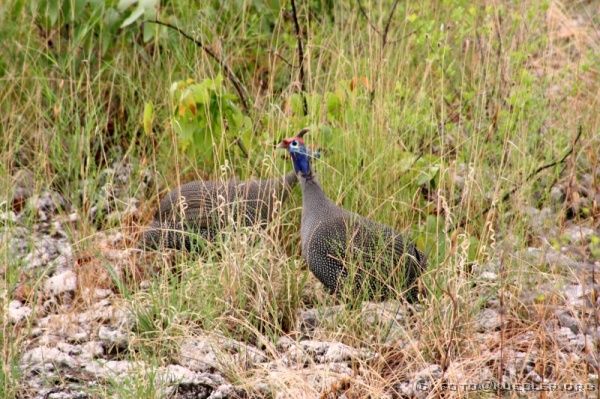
140, 172, 297, 250
279, 129, 426, 301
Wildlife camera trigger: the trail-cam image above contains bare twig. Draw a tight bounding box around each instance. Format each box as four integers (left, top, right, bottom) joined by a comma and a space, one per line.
440, 287, 459, 372
355, 0, 400, 103
357, 2, 420, 45
268, 49, 295, 68
454, 125, 583, 230
356, 0, 381, 35
144, 19, 250, 113
497, 253, 506, 396
234, 137, 249, 159
528, 125, 582, 177
381, 0, 400, 51
290, 0, 308, 116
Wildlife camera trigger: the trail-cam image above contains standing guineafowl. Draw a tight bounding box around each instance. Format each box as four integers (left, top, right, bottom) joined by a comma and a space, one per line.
140, 172, 297, 250
278, 129, 426, 301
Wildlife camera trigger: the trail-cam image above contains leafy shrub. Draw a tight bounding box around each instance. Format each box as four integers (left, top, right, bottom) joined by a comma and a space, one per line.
31, 0, 166, 54
169, 76, 252, 164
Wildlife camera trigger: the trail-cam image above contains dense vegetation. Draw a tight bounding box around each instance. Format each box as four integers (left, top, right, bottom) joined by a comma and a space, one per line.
1, 0, 598, 397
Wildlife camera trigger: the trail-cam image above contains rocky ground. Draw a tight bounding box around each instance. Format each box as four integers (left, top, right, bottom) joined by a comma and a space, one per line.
2, 162, 599, 398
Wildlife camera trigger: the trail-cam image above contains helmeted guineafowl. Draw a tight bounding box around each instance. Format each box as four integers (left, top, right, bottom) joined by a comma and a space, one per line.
140, 172, 297, 250
278, 129, 426, 301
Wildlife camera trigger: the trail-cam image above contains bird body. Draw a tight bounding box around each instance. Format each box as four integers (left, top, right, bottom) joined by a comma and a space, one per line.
140, 172, 297, 249
279, 130, 426, 300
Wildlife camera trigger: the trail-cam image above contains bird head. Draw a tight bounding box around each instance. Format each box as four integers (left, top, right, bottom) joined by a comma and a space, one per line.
277, 128, 317, 178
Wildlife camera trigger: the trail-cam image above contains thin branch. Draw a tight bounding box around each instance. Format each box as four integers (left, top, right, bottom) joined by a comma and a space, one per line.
357, 1, 420, 45
267, 49, 295, 68
440, 287, 459, 372
144, 19, 250, 113
233, 137, 249, 159
290, 0, 308, 116
381, 0, 400, 51
355, 0, 400, 104
497, 253, 506, 396
529, 125, 582, 177
455, 125, 583, 230
356, 0, 381, 35
388, 26, 420, 44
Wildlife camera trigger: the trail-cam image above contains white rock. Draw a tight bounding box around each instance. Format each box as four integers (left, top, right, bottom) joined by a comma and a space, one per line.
42, 389, 88, 399
156, 365, 229, 399
45, 270, 77, 296
56, 342, 81, 356
94, 288, 113, 299
98, 326, 128, 348
22, 347, 79, 369
320, 343, 361, 363
415, 364, 443, 380
81, 341, 104, 360
555, 310, 580, 333
296, 305, 344, 333
550, 186, 564, 204
36, 314, 91, 343
68, 330, 91, 344
84, 360, 142, 379
480, 271, 498, 281
555, 327, 588, 352
394, 381, 415, 397
409, 364, 443, 399
76, 300, 131, 327
208, 383, 236, 399
79, 287, 113, 301
179, 339, 221, 372
564, 283, 587, 307
525, 247, 582, 270
158, 364, 199, 384
284, 340, 374, 364
8, 300, 32, 323
563, 225, 596, 244
525, 207, 554, 234
276, 336, 295, 351
1, 211, 17, 222
180, 335, 266, 373
361, 301, 406, 325
476, 308, 502, 332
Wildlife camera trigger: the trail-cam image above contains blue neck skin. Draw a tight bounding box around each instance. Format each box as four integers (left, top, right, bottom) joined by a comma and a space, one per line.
289, 146, 313, 180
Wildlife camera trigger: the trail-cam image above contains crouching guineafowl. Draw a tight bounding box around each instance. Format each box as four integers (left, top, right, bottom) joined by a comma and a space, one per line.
278, 129, 426, 301
140, 172, 297, 250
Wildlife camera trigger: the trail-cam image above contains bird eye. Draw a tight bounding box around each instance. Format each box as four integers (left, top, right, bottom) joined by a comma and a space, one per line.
291, 140, 298, 147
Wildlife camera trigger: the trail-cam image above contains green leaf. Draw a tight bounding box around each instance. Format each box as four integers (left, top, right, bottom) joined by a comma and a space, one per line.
325, 92, 342, 119
417, 165, 440, 185
47, 0, 60, 25
62, 0, 87, 22
142, 102, 154, 136
120, 5, 144, 28
168, 77, 246, 163
104, 7, 121, 28
117, 0, 137, 12
398, 152, 418, 173
143, 21, 156, 42
423, 215, 446, 264
187, 84, 210, 105
173, 118, 196, 150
